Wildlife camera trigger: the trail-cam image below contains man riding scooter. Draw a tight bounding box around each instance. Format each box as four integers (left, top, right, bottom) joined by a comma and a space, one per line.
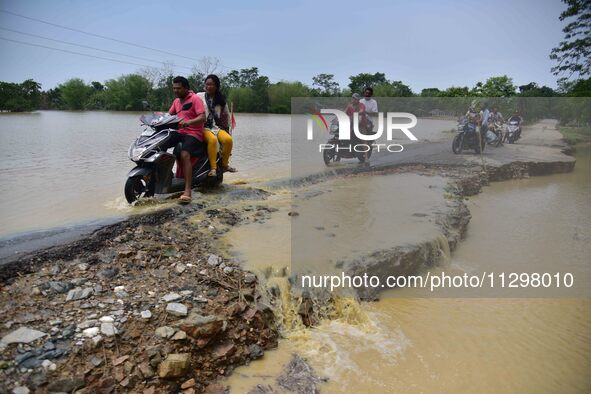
346, 94, 373, 138
166, 76, 206, 204
346, 93, 371, 161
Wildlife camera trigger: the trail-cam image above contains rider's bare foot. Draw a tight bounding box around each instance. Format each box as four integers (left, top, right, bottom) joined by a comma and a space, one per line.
208, 168, 217, 177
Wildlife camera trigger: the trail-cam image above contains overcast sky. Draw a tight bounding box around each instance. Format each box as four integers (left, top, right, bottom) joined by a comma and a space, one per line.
0, 0, 567, 91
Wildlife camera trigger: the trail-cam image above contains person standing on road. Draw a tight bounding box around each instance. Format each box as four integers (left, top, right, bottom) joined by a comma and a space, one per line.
480, 103, 491, 131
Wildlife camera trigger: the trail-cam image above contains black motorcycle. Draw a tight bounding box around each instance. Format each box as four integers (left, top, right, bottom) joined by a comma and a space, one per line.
124, 113, 223, 204
452, 118, 486, 154
322, 117, 374, 165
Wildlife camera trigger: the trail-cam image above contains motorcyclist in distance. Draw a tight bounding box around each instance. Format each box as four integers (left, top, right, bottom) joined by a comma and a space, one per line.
508, 111, 523, 124
345, 93, 369, 132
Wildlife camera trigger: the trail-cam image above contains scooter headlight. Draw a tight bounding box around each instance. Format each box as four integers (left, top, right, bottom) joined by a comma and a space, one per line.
129, 146, 147, 161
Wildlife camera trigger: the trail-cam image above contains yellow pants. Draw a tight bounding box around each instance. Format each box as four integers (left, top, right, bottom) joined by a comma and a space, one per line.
204, 129, 233, 170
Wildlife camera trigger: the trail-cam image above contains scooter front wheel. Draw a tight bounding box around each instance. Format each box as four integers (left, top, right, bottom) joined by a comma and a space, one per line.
452, 134, 463, 154
323, 148, 336, 166
125, 175, 154, 204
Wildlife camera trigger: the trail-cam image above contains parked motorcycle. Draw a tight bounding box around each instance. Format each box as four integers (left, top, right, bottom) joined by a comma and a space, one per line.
504, 119, 522, 143
322, 117, 373, 165
124, 113, 223, 204
452, 117, 486, 154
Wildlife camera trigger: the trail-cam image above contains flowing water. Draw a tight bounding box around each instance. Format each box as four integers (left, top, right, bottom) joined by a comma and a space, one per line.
223, 147, 591, 393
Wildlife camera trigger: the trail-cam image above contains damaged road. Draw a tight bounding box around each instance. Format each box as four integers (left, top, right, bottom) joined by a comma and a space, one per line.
0, 119, 579, 393
0, 200, 279, 394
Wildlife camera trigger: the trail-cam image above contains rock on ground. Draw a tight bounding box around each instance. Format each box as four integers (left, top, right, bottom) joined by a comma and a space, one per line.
159, 353, 190, 378
1, 327, 47, 345
276, 354, 322, 394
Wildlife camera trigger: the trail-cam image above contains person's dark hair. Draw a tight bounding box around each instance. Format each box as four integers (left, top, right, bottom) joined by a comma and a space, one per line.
205, 74, 227, 108
364, 86, 374, 95
173, 76, 190, 89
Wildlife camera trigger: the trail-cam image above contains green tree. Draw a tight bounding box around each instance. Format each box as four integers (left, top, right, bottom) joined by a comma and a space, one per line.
59, 78, 90, 110
91, 81, 104, 91
188, 72, 205, 92
152, 74, 175, 111
251, 76, 270, 112
518, 82, 557, 97
225, 70, 241, 89
0, 79, 41, 111
421, 88, 442, 97
21, 79, 42, 109
373, 80, 414, 97
474, 75, 516, 97
567, 77, 591, 96
0, 81, 41, 111
86, 81, 107, 109
550, 0, 591, 79
348, 72, 387, 94
228, 87, 258, 112
268, 81, 311, 113
239, 67, 260, 87
40, 87, 63, 109
225, 67, 262, 89
441, 86, 471, 97
312, 73, 340, 96
102, 74, 152, 111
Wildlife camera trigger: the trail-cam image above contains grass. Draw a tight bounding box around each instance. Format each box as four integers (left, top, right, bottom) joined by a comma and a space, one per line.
558, 126, 591, 145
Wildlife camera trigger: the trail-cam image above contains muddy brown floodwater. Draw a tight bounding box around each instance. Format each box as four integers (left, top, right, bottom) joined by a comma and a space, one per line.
222, 147, 591, 393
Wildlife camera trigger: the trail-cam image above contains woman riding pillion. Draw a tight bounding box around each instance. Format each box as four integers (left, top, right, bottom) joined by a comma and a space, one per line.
197, 75, 236, 177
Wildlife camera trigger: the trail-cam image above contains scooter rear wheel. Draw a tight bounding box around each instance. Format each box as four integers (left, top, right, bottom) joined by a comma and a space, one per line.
357, 145, 373, 163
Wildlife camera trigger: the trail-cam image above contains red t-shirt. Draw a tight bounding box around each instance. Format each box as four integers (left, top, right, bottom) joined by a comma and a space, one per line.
345, 102, 369, 130
168, 90, 205, 141
345, 102, 366, 117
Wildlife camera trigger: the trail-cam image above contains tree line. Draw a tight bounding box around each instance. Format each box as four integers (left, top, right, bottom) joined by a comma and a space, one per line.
1, 70, 589, 114
1, 0, 588, 114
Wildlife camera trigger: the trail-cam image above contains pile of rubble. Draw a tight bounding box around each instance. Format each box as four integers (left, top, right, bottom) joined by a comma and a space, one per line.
0, 206, 279, 393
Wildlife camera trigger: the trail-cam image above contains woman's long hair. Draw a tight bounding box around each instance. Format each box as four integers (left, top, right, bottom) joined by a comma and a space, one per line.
205, 74, 227, 109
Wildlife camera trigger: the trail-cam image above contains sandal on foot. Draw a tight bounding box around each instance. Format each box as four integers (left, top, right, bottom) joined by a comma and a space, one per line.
221, 165, 237, 173
179, 195, 192, 204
